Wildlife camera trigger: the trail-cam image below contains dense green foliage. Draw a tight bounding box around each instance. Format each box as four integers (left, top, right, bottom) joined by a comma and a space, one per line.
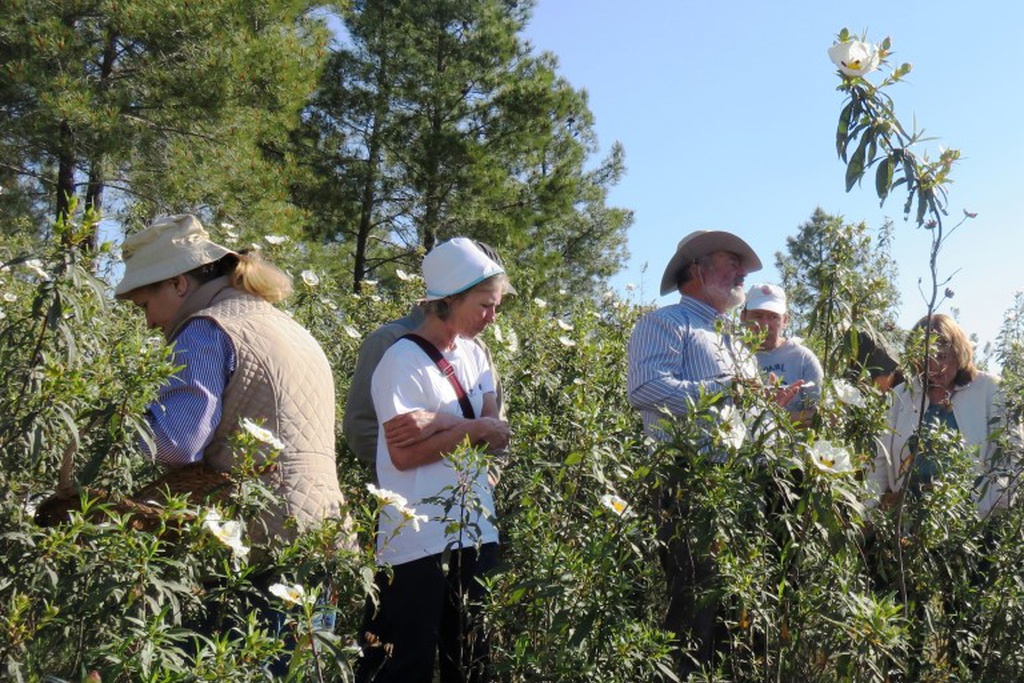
1, 0, 632, 296
2, 212, 1024, 682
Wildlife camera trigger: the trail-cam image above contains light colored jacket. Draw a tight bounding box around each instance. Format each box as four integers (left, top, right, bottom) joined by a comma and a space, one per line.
171, 279, 349, 548
870, 371, 1019, 517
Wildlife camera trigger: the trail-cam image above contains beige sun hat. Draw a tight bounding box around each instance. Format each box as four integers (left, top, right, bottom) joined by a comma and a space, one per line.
659, 230, 762, 296
115, 215, 236, 298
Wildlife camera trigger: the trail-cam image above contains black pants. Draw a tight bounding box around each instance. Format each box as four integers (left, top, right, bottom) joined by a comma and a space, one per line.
658, 515, 722, 679
356, 543, 498, 683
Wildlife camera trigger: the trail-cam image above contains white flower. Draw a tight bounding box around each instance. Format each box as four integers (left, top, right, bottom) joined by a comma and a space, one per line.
370, 295, 381, 302
269, 582, 311, 607
600, 493, 631, 517
264, 234, 288, 246
558, 336, 575, 347
506, 328, 520, 354
625, 283, 638, 292
556, 319, 573, 331
715, 404, 747, 450
558, 288, 568, 296
344, 324, 361, 339
0, 310, 6, 320
301, 270, 320, 287
491, 325, 504, 343
2, 293, 16, 303
362, 279, 378, 287
240, 417, 285, 450
23, 259, 50, 281
808, 440, 854, 473
403, 510, 429, 532
367, 483, 410, 508
828, 40, 881, 77
203, 510, 250, 559
395, 269, 412, 281
220, 222, 235, 230
367, 484, 427, 531
831, 379, 867, 408
533, 298, 547, 308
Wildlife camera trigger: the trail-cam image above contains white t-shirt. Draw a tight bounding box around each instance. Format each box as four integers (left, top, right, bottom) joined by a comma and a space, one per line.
370, 335, 499, 566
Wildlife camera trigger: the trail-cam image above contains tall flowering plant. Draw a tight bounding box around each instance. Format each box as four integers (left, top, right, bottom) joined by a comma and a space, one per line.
829, 29, 959, 230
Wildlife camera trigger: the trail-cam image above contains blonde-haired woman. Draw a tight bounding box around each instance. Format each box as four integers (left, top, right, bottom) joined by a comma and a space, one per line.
871, 313, 1017, 516
115, 214, 348, 549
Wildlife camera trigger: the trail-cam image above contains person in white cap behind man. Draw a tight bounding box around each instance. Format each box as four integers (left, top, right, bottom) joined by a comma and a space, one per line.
741, 283, 823, 423
356, 237, 511, 683
626, 230, 802, 678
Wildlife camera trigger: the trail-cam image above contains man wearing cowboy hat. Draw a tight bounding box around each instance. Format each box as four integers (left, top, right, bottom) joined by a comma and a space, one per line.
626, 230, 801, 677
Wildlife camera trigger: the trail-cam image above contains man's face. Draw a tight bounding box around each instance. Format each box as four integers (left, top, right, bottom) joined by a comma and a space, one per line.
699, 251, 747, 313
742, 308, 787, 350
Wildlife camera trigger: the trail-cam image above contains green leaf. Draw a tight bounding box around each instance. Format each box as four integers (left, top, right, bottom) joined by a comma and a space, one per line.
845, 144, 867, 192
874, 156, 892, 201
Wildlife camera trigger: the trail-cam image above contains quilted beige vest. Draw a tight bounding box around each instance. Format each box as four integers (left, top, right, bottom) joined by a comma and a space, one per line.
169, 279, 347, 549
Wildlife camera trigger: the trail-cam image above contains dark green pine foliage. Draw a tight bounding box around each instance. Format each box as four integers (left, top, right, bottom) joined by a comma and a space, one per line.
296, 0, 631, 299
0, 0, 330, 245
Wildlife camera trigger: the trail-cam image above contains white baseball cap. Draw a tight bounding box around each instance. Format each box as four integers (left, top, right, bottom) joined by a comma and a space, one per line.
422, 237, 505, 301
744, 283, 787, 315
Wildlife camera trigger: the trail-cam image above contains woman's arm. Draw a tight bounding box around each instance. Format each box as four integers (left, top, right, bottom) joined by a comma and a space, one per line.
145, 318, 235, 466
384, 410, 509, 471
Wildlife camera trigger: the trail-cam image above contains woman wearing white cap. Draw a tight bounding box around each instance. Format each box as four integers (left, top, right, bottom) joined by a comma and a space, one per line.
114, 214, 349, 553
357, 237, 511, 683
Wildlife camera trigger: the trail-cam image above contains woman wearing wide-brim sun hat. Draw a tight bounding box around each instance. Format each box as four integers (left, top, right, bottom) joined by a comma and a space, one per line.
356, 237, 512, 683
114, 213, 350, 553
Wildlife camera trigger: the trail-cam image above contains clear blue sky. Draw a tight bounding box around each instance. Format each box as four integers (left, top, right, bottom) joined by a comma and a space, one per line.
524, 1, 1024, 355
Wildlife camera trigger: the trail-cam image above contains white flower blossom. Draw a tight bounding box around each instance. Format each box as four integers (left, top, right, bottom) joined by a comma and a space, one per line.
625, 283, 638, 292
367, 484, 428, 531
203, 510, 250, 559
828, 40, 881, 77
23, 259, 50, 281
715, 404, 747, 450
366, 483, 410, 509
2, 293, 16, 303
556, 319, 573, 331
600, 493, 631, 517
533, 298, 547, 308
396, 269, 418, 282
240, 418, 285, 450
808, 440, 854, 474
344, 325, 361, 340
506, 328, 520, 354
269, 582, 312, 607
301, 270, 320, 287
831, 379, 867, 408
558, 288, 568, 296
558, 336, 576, 347
264, 234, 289, 246
491, 325, 504, 343
362, 279, 378, 287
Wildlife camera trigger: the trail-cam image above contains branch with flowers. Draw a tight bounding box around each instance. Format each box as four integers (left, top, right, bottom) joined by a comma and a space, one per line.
829, 29, 960, 230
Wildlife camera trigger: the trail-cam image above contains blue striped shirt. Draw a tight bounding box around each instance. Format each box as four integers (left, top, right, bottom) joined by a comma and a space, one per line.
627, 295, 756, 439
145, 318, 237, 465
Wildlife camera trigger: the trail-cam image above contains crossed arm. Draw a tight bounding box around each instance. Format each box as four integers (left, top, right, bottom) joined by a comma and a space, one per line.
383, 393, 510, 471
